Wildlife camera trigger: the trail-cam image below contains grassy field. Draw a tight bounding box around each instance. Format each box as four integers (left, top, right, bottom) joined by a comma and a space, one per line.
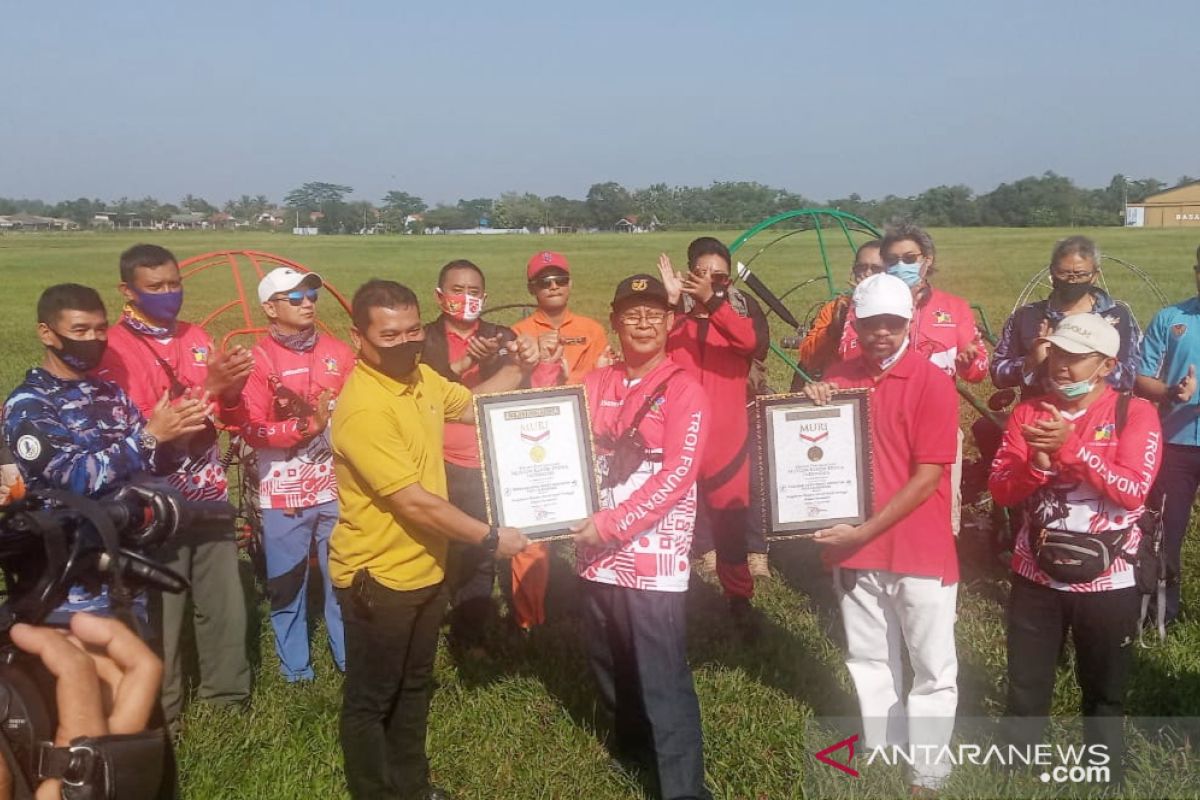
0, 227, 1198, 799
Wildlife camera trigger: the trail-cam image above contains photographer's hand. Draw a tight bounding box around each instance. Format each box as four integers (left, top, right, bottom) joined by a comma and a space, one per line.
6, 613, 162, 800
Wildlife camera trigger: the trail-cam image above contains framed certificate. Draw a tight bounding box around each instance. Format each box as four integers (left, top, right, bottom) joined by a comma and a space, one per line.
754, 390, 873, 539
474, 386, 600, 541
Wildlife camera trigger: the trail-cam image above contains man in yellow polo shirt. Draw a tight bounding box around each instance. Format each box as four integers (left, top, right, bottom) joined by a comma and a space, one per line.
331, 279, 528, 800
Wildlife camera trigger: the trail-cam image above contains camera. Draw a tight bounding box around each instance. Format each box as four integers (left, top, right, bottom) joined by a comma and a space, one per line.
0, 484, 234, 799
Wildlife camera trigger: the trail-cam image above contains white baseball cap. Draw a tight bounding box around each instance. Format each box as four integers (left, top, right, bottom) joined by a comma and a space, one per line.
1041, 313, 1120, 358
852, 273, 913, 320
258, 267, 323, 304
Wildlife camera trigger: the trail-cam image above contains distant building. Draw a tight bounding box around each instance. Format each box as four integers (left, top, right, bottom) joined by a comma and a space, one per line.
0, 214, 78, 231
1125, 181, 1200, 227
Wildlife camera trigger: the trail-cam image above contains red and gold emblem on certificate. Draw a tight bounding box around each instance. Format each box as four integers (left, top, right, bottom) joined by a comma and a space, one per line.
801, 430, 829, 461
522, 428, 550, 463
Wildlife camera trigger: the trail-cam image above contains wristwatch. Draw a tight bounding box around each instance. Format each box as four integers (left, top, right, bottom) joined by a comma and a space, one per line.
481, 525, 500, 553
138, 431, 158, 453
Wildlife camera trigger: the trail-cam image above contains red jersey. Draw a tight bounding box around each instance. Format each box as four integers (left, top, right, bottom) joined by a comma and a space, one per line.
241, 334, 356, 509
823, 348, 960, 582
990, 388, 1162, 592
666, 293, 767, 508
442, 322, 483, 469
578, 357, 710, 592
840, 287, 989, 382
95, 321, 243, 502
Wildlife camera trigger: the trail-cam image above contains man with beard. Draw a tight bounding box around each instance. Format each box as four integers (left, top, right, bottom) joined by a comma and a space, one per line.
241, 267, 355, 682
804, 274, 960, 793
331, 279, 528, 800
95, 243, 255, 726
4, 283, 208, 620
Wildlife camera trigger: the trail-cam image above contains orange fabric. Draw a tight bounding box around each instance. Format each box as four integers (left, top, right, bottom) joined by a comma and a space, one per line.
511, 308, 609, 385
797, 295, 849, 375
510, 543, 550, 628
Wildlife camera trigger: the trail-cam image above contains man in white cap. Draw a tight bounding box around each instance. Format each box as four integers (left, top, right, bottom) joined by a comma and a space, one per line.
991, 313, 1161, 782
802, 273, 960, 793
241, 267, 356, 681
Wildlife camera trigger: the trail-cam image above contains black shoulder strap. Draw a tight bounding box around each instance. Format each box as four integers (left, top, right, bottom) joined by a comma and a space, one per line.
128, 332, 187, 398
1116, 391, 1131, 436
625, 367, 682, 434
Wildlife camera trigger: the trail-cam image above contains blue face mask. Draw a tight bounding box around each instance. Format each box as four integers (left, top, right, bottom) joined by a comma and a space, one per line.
887, 262, 922, 287
1052, 363, 1103, 400
135, 289, 184, 324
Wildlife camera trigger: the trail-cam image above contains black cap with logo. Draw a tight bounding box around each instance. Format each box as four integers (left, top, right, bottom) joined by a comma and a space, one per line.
611, 273, 670, 310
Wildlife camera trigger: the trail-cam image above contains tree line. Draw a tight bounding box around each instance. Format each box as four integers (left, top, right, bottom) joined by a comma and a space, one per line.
2, 173, 1193, 233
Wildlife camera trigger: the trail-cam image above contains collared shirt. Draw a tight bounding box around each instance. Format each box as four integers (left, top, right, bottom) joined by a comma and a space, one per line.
823, 348, 960, 583
1140, 295, 1200, 446
990, 388, 1162, 592
511, 308, 609, 386
991, 287, 1142, 393
329, 362, 472, 591
841, 286, 989, 382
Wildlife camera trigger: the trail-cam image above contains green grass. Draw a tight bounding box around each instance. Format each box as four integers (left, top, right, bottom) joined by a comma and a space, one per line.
1, 227, 1199, 798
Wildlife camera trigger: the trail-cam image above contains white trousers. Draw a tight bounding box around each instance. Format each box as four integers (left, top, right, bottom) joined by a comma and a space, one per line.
836, 568, 959, 788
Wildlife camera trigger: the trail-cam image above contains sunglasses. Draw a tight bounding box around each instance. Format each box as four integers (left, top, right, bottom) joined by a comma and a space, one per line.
531, 275, 570, 289
883, 253, 922, 267
274, 288, 319, 306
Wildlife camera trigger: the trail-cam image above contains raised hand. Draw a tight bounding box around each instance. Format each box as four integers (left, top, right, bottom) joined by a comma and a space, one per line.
657, 253, 684, 306
206, 345, 255, 403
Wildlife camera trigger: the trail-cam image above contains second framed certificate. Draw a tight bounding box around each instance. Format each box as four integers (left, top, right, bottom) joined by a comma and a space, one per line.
755, 390, 873, 537
474, 386, 600, 541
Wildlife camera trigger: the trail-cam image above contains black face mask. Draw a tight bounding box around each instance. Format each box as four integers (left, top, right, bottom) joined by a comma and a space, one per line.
373, 340, 423, 379
1051, 277, 1092, 304
49, 333, 107, 373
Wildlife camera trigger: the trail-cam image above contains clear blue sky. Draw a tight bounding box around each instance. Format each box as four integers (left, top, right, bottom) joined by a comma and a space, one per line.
2, 0, 1197, 206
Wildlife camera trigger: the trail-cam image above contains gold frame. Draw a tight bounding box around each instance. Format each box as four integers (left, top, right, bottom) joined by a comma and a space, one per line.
473, 385, 601, 542
753, 389, 874, 541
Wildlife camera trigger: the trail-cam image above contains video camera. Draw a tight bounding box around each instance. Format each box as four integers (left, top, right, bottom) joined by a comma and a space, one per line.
0, 484, 234, 799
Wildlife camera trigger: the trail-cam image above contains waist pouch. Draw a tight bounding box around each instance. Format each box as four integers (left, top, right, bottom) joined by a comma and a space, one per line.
1031, 527, 1129, 584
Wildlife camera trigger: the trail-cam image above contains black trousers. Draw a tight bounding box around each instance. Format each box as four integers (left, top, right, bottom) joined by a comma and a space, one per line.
1146, 442, 1200, 623
444, 461, 497, 646
582, 580, 711, 800
1005, 575, 1139, 779
337, 577, 448, 800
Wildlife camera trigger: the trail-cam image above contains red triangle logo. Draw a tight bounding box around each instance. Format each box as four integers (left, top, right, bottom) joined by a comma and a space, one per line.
814, 733, 860, 777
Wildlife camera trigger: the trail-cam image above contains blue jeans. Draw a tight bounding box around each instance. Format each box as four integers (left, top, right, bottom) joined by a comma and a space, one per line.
263, 503, 344, 680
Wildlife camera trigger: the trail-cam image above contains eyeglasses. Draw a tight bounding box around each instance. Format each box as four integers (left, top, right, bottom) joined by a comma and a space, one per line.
531, 275, 570, 289
1050, 270, 1096, 283
618, 309, 668, 327
883, 253, 922, 267
274, 288, 319, 305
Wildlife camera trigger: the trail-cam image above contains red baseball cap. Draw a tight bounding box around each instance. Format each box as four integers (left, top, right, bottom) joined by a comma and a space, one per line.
527, 251, 571, 280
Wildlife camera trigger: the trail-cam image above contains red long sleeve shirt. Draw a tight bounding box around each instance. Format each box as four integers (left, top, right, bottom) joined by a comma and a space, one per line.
240, 334, 356, 509
577, 356, 710, 592
666, 293, 767, 509
95, 322, 244, 502
989, 388, 1162, 592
